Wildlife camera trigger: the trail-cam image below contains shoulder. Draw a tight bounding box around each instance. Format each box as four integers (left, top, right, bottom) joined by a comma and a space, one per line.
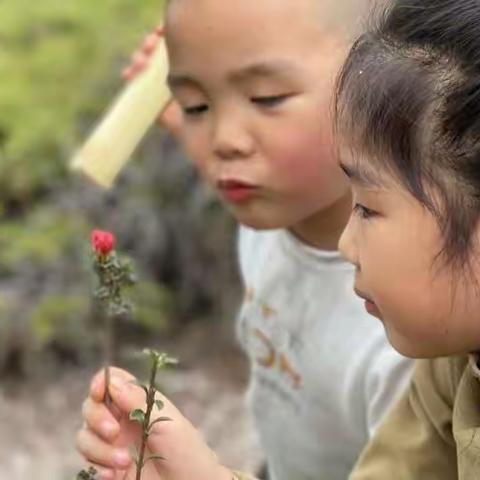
412, 356, 467, 411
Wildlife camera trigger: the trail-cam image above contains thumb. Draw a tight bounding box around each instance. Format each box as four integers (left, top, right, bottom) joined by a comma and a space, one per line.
108, 376, 147, 416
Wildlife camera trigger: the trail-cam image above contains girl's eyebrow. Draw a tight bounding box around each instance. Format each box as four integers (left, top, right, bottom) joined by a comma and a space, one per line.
339, 161, 378, 187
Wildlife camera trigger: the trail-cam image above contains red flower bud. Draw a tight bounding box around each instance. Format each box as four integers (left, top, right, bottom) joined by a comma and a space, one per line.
91, 229, 116, 256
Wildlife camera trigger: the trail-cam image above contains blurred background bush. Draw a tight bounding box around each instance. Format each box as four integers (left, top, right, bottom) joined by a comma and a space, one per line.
0, 0, 243, 380
0, 2, 259, 479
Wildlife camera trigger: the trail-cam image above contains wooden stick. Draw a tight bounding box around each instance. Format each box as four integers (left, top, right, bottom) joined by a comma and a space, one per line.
71, 37, 170, 189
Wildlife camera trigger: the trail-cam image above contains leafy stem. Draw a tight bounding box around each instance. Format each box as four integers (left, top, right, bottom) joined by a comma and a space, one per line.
129, 349, 177, 479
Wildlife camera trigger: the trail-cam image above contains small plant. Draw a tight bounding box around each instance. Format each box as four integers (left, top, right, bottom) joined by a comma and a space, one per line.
76, 231, 177, 480
129, 348, 178, 479
91, 229, 136, 403
76, 466, 98, 480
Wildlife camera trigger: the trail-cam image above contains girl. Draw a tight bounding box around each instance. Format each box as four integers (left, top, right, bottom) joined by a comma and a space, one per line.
335, 0, 480, 477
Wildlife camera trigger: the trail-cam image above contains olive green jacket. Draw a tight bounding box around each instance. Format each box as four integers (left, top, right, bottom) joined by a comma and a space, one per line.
349, 355, 480, 480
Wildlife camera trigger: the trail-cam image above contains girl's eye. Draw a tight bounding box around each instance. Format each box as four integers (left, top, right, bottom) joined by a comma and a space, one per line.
182, 104, 208, 116
251, 94, 290, 107
353, 203, 378, 220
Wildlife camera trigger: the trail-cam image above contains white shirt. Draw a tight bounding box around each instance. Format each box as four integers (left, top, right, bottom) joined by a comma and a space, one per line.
237, 226, 413, 480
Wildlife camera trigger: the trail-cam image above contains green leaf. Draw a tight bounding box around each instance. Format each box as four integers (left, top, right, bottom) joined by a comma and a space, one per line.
157, 353, 178, 368
154, 399, 164, 410
129, 408, 145, 424
143, 348, 160, 363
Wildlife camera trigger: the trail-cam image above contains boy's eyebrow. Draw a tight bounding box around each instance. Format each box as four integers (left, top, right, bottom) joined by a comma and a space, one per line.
167, 60, 297, 89
167, 73, 202, 90
339, 161, 377, 186
228, 60, 298, 82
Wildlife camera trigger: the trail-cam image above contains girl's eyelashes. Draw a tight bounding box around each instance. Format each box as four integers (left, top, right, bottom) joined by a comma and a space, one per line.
182, 104, 209, 116
251, 94, 291, 107
353, 203, 379, 220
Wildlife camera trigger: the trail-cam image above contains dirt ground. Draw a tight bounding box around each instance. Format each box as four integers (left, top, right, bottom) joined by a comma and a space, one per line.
0, 324, 264, 480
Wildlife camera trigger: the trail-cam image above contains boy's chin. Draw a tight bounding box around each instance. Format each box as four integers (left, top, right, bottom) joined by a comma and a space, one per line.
229, 207, 290, 231
234, 214, 290, 231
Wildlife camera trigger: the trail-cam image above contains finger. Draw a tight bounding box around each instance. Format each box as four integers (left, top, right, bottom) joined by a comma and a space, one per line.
121, 65, 135, 81
141, 32, 160, 54
82, 397, 120, 441
121, 51, 147, 81
90, 367, 136, 402
76, 427, 133, 470
131, 51, 149, 72
108, 376, 147, 415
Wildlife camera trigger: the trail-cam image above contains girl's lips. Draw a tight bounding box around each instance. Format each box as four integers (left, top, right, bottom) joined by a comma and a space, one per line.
364, 299, 382, 318
217, 179, 259, 203
354, 288, 382, 318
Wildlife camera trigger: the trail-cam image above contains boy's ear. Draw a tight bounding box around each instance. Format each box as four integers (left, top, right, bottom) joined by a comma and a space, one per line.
158, 100, 183, 140
71, 37, 171, 189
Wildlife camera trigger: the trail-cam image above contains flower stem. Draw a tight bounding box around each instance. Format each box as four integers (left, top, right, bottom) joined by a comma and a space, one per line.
136, 354, 159, 480
103, 299, 114, 407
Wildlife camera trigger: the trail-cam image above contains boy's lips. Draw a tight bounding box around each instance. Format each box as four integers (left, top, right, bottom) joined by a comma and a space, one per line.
217, 179, 259, 203
354, 287, 382, 318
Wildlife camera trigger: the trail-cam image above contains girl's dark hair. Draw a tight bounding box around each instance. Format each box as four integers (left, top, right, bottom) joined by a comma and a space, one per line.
336, 0, 480, 272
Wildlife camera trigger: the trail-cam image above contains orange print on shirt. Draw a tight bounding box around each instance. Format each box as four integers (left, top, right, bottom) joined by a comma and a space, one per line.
253, 328, 276, 368
252, 328, 302, 389
261, 303, 276, 319
279, 353, 302, 390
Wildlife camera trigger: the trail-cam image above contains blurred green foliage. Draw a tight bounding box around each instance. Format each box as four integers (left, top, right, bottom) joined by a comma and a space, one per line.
0, 207, 86, 272
0, 0, 165, 204
129, 281, 174, 332
0, 0, 182, 373
31, 294, 90, 347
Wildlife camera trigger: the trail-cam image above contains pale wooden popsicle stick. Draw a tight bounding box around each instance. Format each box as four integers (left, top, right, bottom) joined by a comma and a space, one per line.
71, 36, 170, 189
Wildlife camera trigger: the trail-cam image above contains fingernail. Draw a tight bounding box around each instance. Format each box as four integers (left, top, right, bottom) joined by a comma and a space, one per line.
91, 376, 102, 396
114, 449, 132, 468
109, 377, 125, 392
142, 33, 159, 53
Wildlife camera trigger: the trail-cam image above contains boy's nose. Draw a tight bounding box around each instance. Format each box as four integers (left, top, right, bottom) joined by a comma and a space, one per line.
212, 117, 255, 160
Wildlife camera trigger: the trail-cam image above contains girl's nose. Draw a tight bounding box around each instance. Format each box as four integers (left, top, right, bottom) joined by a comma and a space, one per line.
338, 217, 360, 269
211, 115, 255, 160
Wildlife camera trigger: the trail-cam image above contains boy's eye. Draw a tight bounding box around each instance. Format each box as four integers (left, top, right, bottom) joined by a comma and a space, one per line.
353, 203, 378, 220
251, 94, 290, 107
182, 104, 208, 116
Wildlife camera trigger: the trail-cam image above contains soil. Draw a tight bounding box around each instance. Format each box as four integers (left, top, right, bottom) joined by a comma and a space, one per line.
0, 322, 264, 480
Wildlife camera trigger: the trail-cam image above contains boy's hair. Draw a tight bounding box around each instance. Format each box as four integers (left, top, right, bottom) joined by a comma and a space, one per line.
165, 0, 376, 42
336, 0, 480, 273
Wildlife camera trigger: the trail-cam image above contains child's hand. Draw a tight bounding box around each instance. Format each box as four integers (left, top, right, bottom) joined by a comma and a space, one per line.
76, 367, 233, 480
122, 27, 183, 139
